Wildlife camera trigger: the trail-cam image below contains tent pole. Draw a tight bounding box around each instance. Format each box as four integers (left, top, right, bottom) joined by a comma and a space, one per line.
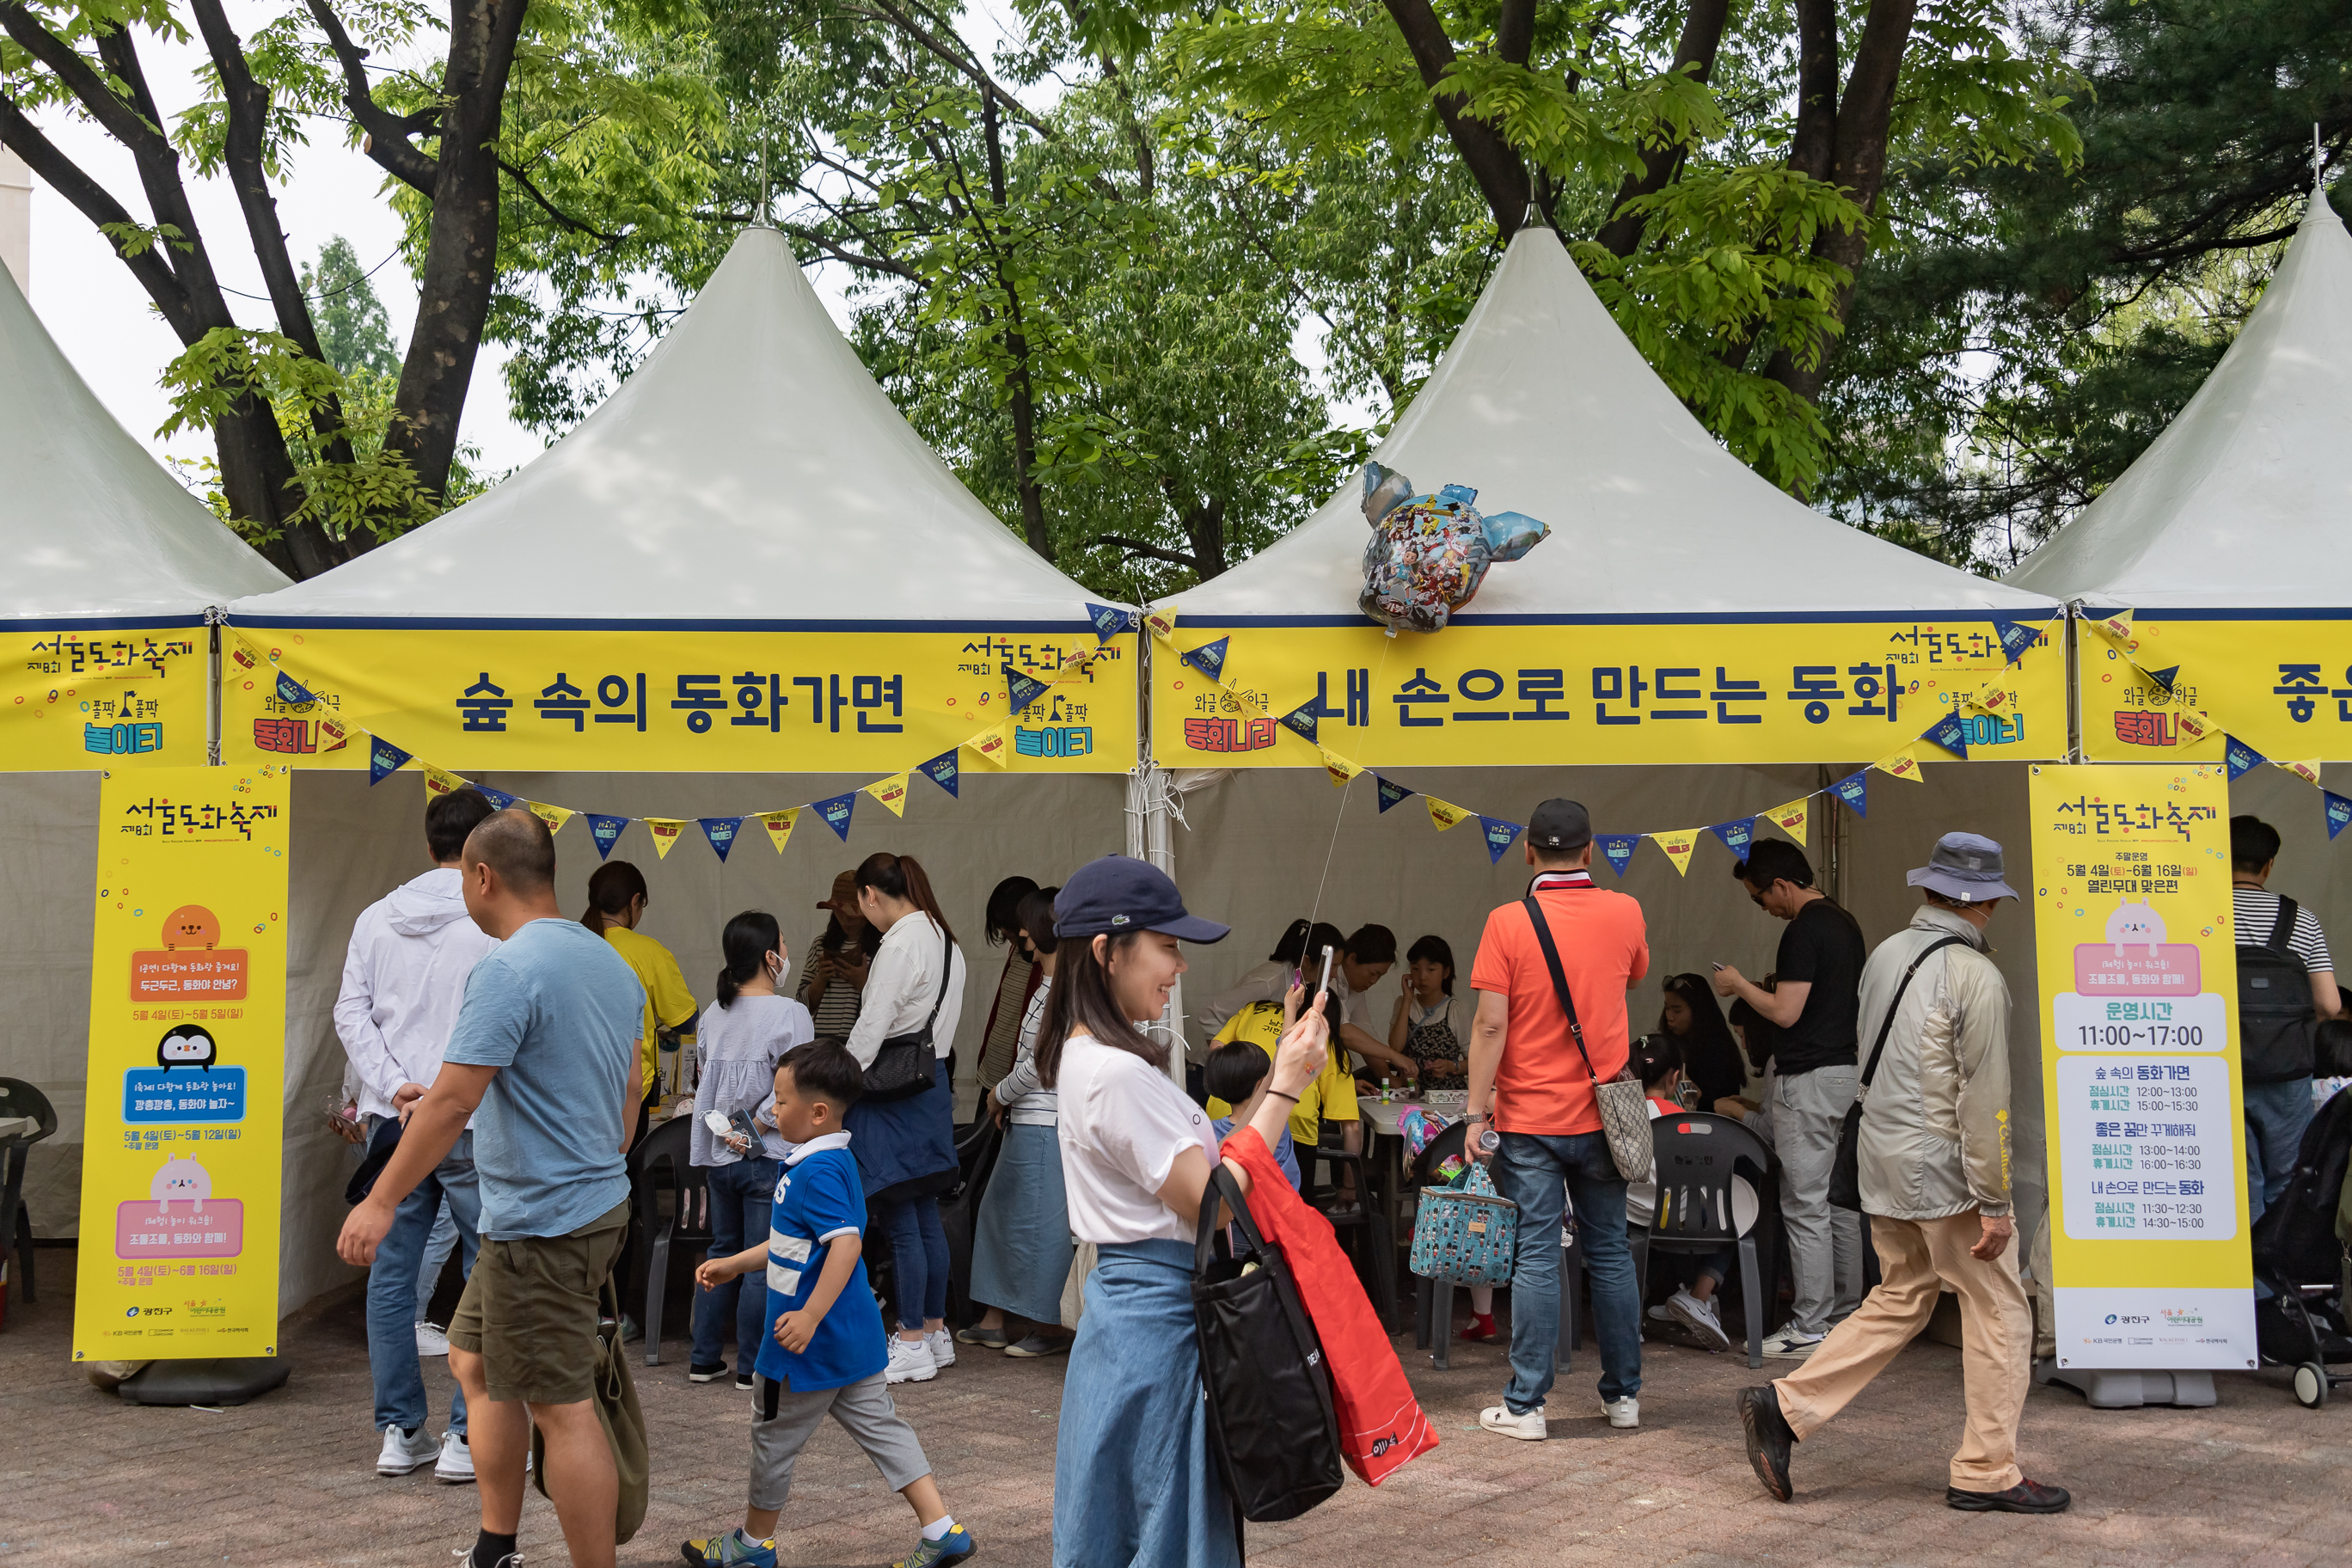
2063, 602, 2085, 764
205, 607, 224, 766
1131, 628, 1186, 1084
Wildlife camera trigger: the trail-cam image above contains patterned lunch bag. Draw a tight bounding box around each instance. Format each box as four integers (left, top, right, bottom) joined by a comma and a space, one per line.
1408, 1161, 1518, 1286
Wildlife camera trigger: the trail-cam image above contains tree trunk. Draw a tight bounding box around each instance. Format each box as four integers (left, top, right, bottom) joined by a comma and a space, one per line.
1594, 0, 1733, 258
1380, 0, 1533, 240
981, 95, 1055, 562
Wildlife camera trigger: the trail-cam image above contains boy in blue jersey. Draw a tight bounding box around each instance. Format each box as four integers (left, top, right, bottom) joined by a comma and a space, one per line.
683, 1042, 975, 1568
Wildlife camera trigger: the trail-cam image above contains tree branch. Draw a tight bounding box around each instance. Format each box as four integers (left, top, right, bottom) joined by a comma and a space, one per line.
1379, 0, 1531, 238
849, 0, 1056, 142
494, 154, 624, 242
304, 0, 439, 193
782, 222, 923, 279
1093, 533, 1206, 572
0, 94, 196, 333
1594, 0, 1730, 258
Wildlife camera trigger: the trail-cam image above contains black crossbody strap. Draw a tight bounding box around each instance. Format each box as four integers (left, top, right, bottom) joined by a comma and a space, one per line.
1859, 935, 1967, 1090
922, 924, 953, 1032
1522, 895, 1603, 1087
2270, 896, 2300, 959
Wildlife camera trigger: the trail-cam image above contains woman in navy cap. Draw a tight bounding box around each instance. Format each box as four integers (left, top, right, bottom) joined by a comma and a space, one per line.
1038, 854, 1330, 1567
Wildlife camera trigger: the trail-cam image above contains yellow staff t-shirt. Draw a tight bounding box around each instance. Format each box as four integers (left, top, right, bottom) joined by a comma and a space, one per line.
603, 924, 698, 1094
1204, 1000, 1360, 1148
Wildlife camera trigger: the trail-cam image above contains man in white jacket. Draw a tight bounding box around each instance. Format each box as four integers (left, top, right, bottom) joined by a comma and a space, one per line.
336, 787, 500, 1482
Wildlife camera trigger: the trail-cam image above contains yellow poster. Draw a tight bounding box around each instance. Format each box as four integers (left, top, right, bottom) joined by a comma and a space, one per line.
1152, 618, 2061, 768
2030, 763, 2255, 1371
75, 763, 291, 1361
2080, 614, 2352, 763
3, 622, 211, 769
218, 627, 1136, 774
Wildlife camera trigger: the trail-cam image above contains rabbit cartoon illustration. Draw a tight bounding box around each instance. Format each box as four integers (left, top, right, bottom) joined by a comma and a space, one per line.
151, 1152, 211, 1216
2106, 897, 2167, 957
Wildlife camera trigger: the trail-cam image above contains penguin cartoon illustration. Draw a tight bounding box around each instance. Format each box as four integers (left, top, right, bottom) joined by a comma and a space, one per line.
156, 1024, 218, 1071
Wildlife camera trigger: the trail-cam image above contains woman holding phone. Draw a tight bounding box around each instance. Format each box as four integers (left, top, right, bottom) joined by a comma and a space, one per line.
1040, 855, 1329, 1568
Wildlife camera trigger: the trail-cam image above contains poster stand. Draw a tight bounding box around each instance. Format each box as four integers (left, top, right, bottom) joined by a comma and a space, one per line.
115, 1355, 291, 1406
2034, 1363, 2216, 1409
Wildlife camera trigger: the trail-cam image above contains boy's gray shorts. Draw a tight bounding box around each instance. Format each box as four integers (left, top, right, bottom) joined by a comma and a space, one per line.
750, 1371, 931, 1510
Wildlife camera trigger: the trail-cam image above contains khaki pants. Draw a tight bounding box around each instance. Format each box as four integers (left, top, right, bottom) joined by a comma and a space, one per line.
1773, 1210, 2030, 1492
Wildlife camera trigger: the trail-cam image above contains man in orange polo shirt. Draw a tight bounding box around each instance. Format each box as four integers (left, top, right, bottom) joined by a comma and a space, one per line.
1467, 799, 1650, 1439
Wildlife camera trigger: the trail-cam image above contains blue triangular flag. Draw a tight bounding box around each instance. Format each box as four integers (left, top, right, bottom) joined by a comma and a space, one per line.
1922, 710, 1969, 759
2329, 793, 2352, 842
916, 750, 960, 798
815, 792, 857, 841
274, 671, 315, 705
586, 814, 628, 861
1375, 776, 1414, 813
1598, 834, 1641, 877
1278, 697, 1320, 745
367, 735, 411, 785
1708, 818, 1757, 861
1479, 816, 1523, 864
2224, 734, 2266, 781
475, 785, 518, 812
1005, 665, 1049, 714
1992, 618, 2040, 661
1831, 769, 1870, 818
1085, 602, 1130, 641
2147, 665, 2179, 692
700, 817, 743, 861
1180, 637, 1230, 683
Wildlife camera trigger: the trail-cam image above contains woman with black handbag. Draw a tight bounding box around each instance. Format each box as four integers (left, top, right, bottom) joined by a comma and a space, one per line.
1038, 855, 1329, 1568
842, 853, 968, 1386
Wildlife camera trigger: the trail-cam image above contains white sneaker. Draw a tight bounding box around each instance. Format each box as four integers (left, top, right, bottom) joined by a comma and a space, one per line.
1646, 1302, 1677, 1323
1602, 1395, 1639, 1429
885, 1334, 938, 1384
415, 1320, 450, 1357
1666, 1289, 1731, 1352
1761, 1321, 1825, 1359
926, 1328, 956, 1369
1479, 1402, 1547, 1441
434, 1430, 475, 1484
377, 1424, 438, 1475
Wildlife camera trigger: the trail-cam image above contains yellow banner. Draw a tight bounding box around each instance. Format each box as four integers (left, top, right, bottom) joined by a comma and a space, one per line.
3, 622, 211, 769
2081, 615, 2352, 763
1152, 620, 2061, 768
219, 627, 1136, 773
2029, 762, 2253, 1369
76, 763, 291, 1361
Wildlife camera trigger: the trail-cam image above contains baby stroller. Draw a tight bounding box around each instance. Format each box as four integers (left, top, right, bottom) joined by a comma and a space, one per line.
2250, 1085, 2352, 1407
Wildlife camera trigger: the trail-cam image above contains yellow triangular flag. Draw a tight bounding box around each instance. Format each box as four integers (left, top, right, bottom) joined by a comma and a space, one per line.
1969, 681, 2011, 714
1651, 830, 1698, 877
2280, 758, 2324, 787
422, 763, 469, 797
757, 808, 799, 854
1766, 799, 1809, 848
524, 801, 573, 834
1877, 748, 1925, 783
645, 818, 688, 860
1143, 608, 1179, 644
1426, 797, 1473, 831
966, 723, 1009, 769
1320, 749, 1362, 788
2173, 707, 2214, 744
867, 774, 910, 817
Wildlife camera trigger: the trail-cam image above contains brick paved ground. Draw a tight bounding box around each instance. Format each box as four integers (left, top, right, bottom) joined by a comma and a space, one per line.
5, 1254, 2350, 1567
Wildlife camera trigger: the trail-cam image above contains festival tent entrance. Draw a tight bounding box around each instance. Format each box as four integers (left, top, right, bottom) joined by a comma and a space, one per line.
218, 226, 1137, 1314
0, 258, 291, 1237
1140, 222, 2070, 1226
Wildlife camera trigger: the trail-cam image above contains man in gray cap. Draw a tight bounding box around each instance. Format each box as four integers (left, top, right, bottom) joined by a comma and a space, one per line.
1739, 832, 2071, 1515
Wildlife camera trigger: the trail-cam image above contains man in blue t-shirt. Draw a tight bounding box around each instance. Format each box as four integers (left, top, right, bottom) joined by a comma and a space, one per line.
339, 809, 645, 1568
683, 1042, 974, 1568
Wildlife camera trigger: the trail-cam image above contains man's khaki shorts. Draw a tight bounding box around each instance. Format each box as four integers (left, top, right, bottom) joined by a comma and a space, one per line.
448, 1201, 628, 1405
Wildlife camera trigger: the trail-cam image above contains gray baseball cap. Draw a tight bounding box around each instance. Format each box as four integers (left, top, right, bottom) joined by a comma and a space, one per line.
1906, 831, 2018, 903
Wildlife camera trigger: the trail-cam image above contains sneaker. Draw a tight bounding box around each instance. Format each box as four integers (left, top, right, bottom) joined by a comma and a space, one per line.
734, 1371, 756, 1391
885, 1335, 939, 1384
956, 1323, 1010, 1350
453, 1548, 523, 1568
1646, 1302, 1676, 1323
688, 1362, 730, 1383
1459, 1315, 1499, 1343
1761, 1321, 1824, 1359
434, 1430, 475, 1484
415, 1320, 450, 1357
1006, 1330, 1069, 1357
926, 1328, 957, 1369
377, 1424, 439, 1475
1737, 1386, 1795, 1502
1478, 1402, 1546, 1441
1947, 1478, 2073, 1514
681, 1528, 780, 1567
1666, 1289, 1731, 1352
894, 1524, 977, 1566
1601, 1395, 1638, 1429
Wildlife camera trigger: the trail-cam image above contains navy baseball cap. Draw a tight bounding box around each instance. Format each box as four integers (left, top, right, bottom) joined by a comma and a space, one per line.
1053, 854, 1231, 943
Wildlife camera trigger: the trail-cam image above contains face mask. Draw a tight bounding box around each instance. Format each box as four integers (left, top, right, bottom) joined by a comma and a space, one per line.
769, 955, 791, 988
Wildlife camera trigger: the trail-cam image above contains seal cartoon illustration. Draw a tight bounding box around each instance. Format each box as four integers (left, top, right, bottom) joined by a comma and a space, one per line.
156, 1024, 218, 1071
162, 904, 222, 950
151, 1152, 211, 1215
2106, 897, 2167, 957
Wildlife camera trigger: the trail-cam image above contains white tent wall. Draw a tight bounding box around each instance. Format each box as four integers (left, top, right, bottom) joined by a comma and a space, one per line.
0, 773, 98, 1234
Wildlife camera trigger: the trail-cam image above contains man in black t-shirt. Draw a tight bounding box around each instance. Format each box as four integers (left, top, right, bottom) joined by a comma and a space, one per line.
1713, 840, 1868, 1357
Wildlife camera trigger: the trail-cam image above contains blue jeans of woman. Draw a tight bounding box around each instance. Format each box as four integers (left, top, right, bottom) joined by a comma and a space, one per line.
1495, 1129, 1640, 1413
694, 1157, 780, 1370
879, 1194, 949, 1330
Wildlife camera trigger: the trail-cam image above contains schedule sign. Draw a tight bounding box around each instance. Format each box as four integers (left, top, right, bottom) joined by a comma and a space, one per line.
2030, 763, 2255, 1369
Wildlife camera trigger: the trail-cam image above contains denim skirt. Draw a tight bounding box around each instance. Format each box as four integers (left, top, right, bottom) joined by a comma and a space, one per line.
969, 1121, 1073, 1322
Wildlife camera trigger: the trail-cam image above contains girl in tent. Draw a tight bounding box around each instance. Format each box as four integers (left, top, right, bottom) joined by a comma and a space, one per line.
581, 861, 698, 1112
1657, 972, 1748, 1111
799, 869, 879, 1042
974, 875, 1041, 1090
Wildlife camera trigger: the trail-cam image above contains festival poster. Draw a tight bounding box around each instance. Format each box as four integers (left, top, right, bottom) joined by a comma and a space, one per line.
2081, 612, 2352, 763
2030, 763, 2256, 1371
74, 764, 291, 1361
2, 620, 211, 769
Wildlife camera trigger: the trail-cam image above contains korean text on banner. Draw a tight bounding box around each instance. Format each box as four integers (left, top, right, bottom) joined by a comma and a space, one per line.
76, 764, 292, 1361
2082, 616, 2352, 764
3, 623, 211, 769
2030, 763, 2254, 1371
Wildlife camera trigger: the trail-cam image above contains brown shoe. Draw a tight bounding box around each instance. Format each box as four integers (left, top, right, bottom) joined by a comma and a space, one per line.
1737, 1386, 1793, 1502
1947, 1478, 2072, 1514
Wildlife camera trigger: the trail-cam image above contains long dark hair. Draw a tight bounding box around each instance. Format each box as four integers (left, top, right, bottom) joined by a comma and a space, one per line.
985, 875, 1038, 946
1271, 918, 1344, 965
1037, 932, 1166, 1087
854, 852, 954, 946
715, 910, 781, 1009
1406, 934, 1455, 996
1728, 974, 1782, 1076
1658, 972, 1744, 1105
1017, 886, 1061, 958
580, 861, 646, 934
818, 911, 883, 959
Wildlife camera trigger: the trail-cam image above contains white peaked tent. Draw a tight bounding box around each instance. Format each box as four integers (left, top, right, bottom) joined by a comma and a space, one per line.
0, 258, 289, 1242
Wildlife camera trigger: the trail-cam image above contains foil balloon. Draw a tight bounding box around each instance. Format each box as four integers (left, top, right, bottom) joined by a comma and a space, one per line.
1357, 463, 1548, 633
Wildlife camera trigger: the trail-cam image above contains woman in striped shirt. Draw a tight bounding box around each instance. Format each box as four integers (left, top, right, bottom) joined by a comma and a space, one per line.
798, 869, 880, 1042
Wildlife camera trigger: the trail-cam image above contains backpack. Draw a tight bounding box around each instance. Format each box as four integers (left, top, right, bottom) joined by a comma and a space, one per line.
2240, 897, 2317, 1084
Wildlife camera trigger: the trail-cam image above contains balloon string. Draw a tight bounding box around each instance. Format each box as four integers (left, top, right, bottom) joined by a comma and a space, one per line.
1306, 632, 1396, 943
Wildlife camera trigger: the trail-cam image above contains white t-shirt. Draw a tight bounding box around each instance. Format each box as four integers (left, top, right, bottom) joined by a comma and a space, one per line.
1055, 1033, 1219, 1245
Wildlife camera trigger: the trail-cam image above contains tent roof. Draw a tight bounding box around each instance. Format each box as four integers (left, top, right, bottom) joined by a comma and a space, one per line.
2006, 194, 2352, 611
230, 227, 1116, 628
1166, 225, 2052, 623
0, 260, 288, 622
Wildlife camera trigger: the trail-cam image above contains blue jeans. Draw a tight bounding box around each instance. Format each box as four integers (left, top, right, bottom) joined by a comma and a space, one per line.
2245, 1077, 2316, 1224
879, 1195, 949, 1331
368, 1130, 480, 1435
414, 1198, 461, 1322
1495, 1130, 1639, 1412
693, 1157, 779, 1370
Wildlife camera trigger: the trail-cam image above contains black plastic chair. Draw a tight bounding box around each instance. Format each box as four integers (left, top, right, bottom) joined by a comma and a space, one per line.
1304, 1125, 1398, 1332
1407, 1122, 1581, 1370
0, 1079, 57, 1327
629, 1115, 711, 1365
1630, 1111, 1780, 1369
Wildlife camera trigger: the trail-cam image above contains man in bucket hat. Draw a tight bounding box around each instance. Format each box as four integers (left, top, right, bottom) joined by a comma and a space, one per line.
1738, 832, 2072, 1515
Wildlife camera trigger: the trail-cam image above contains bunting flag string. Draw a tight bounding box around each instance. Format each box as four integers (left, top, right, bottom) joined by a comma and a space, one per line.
700, 817, 743, 861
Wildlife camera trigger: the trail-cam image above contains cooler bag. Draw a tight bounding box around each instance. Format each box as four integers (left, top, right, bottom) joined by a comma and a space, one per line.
1408, 1161, 1517, 1286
